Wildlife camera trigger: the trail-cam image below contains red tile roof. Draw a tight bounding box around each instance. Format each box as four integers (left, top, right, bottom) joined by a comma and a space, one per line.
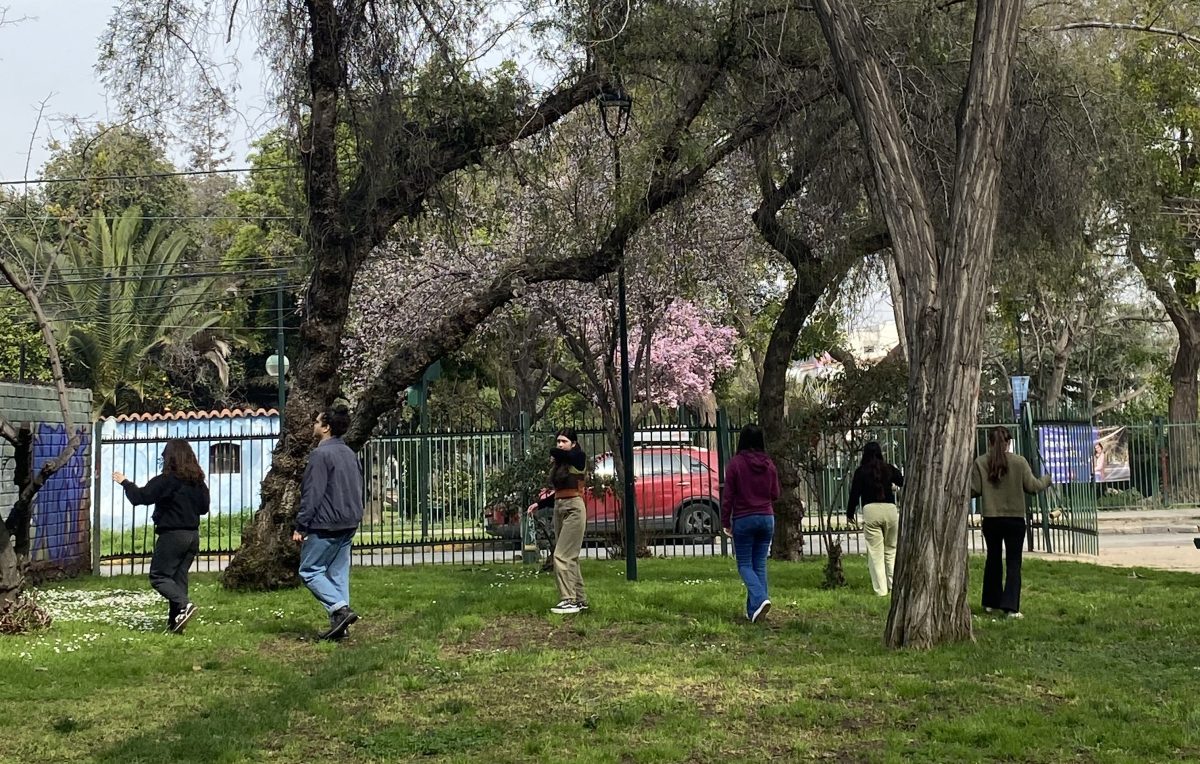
113, 408, 279, 423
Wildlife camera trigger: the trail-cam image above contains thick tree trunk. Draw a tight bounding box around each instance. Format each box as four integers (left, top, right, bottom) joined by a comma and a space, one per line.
813, 0, 1024, 648
222, 236, 359, 588
757, 278, 825, 559
1131, 238, 1200, 499
1166, 316, 1200, 501
1168, 317, 1200, 424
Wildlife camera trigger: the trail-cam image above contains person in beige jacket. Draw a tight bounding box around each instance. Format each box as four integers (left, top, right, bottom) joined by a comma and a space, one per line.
970, 426, 1052, 619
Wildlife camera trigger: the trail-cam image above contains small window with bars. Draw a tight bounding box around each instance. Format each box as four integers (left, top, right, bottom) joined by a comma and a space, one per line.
210, 442, 241, 475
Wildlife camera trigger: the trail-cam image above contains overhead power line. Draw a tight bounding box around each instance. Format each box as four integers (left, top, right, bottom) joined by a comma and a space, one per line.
0, 165, 297, 187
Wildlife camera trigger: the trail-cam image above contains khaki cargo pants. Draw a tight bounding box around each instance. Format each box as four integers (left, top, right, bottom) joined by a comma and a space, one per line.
552, 496, 587, 605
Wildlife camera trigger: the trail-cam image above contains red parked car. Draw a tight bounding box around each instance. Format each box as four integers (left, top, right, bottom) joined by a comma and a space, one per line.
485, 446, 721, 539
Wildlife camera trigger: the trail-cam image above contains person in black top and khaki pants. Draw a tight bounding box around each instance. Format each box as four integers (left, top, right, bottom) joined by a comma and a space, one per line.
846, 441, 905, 596
114, 439, 210, 633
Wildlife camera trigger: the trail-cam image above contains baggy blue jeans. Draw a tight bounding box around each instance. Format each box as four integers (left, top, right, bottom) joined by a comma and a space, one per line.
733, 514, 774, 619
299, 530, 354, 613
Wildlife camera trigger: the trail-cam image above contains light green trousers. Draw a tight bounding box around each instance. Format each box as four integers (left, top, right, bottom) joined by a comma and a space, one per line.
862, 502, 899, 596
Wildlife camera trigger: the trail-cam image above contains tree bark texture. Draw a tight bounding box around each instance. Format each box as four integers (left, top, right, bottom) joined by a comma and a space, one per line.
1167, 318, 1200, 501
1166, 311, 1200, 425
813, 0, 1024, 648
1128, 241, 1200, 500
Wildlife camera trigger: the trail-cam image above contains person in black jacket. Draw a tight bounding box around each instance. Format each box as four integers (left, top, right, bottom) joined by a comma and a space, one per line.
846, 441, 904, 596
113, 439, 210, 633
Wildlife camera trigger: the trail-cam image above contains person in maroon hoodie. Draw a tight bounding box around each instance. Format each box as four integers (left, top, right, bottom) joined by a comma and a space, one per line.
721, 424, 780, 622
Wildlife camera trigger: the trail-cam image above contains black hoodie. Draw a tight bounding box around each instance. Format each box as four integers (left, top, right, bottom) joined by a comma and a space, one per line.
121, 474, 210, 533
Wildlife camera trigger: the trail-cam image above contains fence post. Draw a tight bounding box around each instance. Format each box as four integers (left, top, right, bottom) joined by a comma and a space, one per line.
418, 404, 431, 543
716, 409, 729, 557
91, 418, 104, 576
519, 411, 539, 565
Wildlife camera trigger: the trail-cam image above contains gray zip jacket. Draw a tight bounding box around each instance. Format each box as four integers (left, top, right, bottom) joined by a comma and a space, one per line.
295, 437, 364, 534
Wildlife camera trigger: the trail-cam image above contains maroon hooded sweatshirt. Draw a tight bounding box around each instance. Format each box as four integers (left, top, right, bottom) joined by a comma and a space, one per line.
721, 450, 781, 528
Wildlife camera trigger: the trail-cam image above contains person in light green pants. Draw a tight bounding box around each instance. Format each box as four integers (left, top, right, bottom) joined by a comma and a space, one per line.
847, 442, 905, 596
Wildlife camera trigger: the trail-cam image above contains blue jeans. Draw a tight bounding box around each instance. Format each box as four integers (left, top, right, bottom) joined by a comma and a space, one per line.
299, 530, 354, 613
733, 514, 774, 619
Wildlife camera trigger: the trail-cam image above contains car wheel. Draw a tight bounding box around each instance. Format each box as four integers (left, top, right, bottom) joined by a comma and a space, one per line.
677, 503, 718, 538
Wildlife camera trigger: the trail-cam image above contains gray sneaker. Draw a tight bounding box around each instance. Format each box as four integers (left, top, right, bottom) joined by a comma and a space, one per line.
321, 606, 359, 640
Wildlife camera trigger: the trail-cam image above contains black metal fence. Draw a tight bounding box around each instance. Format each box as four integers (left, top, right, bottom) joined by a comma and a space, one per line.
94, 409, 1118, 574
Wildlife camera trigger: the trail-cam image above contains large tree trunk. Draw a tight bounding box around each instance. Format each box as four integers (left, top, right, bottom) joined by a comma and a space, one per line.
813, 0, 1024, 648
757, 278, 824, 559
1166, 313, 1200, 501
1167, 314, 1200, 424
222, 239, 358, 588
1130, 240, 1200, 500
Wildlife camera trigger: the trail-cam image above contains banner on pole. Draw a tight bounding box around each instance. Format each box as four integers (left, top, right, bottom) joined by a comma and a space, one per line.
1010, 375, 1031, 420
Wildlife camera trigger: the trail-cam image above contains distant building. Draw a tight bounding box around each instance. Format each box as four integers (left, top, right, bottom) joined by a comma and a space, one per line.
96, 408, 279, 531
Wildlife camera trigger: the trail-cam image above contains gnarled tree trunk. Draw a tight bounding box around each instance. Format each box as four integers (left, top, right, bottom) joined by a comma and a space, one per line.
813, 0, 1024, 648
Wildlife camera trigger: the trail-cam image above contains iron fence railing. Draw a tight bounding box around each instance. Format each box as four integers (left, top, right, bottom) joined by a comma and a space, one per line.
95, 410, 1199, 572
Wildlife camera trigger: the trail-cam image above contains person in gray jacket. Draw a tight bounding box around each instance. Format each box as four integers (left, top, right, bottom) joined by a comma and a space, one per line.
292, 403, 364, 640
970, 426, 1052, 619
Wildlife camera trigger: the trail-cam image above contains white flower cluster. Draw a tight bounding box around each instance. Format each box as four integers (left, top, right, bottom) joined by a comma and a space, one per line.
36, 588, 162, 631
680, 578, 719, 586
16, 632, 105, 660
486, 568, 544, 588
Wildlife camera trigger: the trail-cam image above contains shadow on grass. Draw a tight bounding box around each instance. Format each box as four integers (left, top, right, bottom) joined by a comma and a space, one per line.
89, 595, 505, 763
89, 641, 389, 763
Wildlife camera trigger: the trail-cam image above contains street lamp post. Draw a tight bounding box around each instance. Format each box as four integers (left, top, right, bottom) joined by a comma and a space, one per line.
265, 274, 289, 420
599, 85, 637, 582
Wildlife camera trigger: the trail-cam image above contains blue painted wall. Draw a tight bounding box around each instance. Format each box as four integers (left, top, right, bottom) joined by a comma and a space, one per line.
98, 413, 280, 531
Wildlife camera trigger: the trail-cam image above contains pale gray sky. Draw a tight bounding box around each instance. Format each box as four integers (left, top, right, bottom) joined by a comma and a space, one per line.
0, 0, 270, 182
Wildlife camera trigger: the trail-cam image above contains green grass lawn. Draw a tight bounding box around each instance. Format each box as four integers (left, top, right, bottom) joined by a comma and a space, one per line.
5, 556, 1200, 763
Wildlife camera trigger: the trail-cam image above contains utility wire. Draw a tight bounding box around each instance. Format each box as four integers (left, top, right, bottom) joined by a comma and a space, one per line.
0, 166, 297, 187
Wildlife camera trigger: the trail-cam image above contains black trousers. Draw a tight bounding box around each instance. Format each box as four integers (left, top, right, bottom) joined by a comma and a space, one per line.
149, 529, 199, 617
981, 517, 1027, 613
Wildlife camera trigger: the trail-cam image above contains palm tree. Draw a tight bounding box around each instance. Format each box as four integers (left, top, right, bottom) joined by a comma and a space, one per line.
18, 208, 235, 416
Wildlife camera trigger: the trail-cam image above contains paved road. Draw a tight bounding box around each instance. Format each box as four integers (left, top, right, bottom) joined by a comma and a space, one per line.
1037, 532, 1200, 573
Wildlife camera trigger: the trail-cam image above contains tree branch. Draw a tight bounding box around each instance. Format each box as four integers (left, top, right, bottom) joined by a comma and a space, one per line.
1093, 384, 1153, 417
347, 92, 795, 446
1049, 21, 1200, 47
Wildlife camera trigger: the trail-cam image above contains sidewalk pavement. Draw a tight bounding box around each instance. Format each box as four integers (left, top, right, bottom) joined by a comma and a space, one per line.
1033, 508, 1200, 573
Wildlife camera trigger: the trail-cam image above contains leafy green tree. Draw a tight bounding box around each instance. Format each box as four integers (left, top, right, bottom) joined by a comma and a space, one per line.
39, 124, 191, 228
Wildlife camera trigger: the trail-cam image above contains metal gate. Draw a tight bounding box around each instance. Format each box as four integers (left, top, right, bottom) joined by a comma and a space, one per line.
1019, 404, 1100, 555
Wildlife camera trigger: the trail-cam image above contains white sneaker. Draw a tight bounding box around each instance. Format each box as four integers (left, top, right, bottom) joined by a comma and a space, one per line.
984, 607, 995, 613
751, 599, 772, 623
551, 602, 583, 615
1007, 611, 1024, 620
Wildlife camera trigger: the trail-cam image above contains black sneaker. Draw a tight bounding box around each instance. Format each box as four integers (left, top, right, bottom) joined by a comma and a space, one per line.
575, 601, 589, 611
321, 606, 359, 640
170, 602, 197, 634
